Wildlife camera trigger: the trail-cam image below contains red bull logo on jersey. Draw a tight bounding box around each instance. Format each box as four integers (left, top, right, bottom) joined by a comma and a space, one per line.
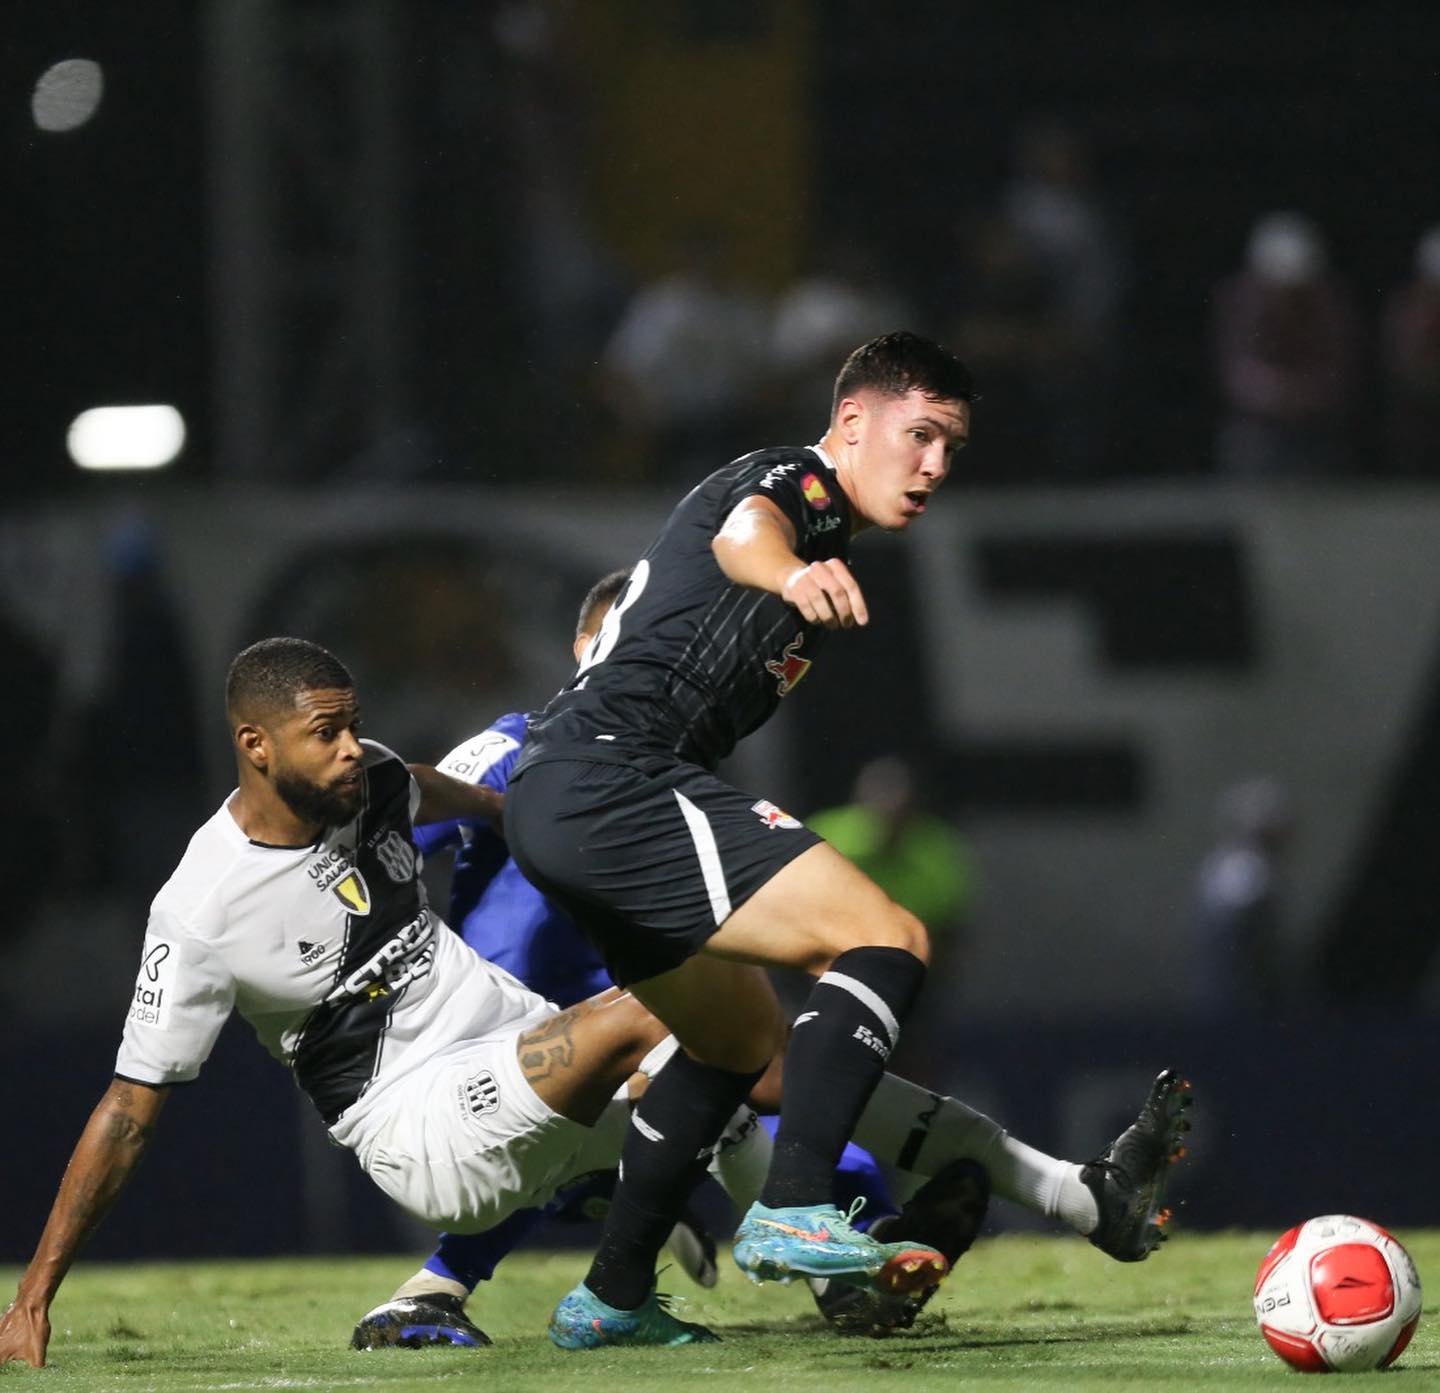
801, 472, 832, 509
752, 799, 802, 830
765, 632, 812, 696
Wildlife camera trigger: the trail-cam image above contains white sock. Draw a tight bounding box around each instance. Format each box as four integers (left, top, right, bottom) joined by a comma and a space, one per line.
709, 1105, 771, 1216
853, 1072, 1099, 1235
392, 1268, 469, 1303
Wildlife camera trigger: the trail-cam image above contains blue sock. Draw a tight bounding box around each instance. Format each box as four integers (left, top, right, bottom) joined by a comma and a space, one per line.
424, 1206, 547, 1291
834, 1141, 899, 1229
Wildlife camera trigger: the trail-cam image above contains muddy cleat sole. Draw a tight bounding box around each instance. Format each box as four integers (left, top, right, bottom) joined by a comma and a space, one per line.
548, 1281, 718, 1349
349, 1293, 491, 1349
1081, 1069, 1193, 1263
812, 1160, 991, 1335
732, 1200, 948, 1295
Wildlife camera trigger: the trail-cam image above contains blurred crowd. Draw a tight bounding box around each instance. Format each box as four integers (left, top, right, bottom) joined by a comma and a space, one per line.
510, 116, 1133, 487
1214, 213, 1440, 481
500, 101, 1440, 489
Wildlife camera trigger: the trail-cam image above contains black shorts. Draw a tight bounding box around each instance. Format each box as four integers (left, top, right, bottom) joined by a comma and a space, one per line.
505, 752, 821, 987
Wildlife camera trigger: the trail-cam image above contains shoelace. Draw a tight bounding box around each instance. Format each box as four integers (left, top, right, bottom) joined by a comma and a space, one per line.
647, 1267, 687, 1319
829, 1194, 871, 1237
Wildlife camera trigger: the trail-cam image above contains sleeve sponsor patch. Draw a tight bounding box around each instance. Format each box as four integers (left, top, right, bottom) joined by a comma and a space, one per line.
743, 454, 843, 550
801, 472, 831, 509
127, 937, 179, 1030
438, 730, 520, 784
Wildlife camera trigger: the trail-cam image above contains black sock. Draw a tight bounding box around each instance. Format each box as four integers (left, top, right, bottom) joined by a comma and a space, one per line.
761, 946, 927, 1209
585, 1051, 762, 1311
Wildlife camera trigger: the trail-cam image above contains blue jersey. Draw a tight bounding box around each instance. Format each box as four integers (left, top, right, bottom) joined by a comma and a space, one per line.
415, 712, 610, 1009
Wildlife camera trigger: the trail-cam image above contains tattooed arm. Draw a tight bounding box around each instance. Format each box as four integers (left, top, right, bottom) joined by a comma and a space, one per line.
0, 1077, 169, 1368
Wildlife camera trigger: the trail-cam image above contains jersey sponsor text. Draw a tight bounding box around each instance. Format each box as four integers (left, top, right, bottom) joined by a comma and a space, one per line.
127, 939, 178, 1030
326, 907, 436, 1003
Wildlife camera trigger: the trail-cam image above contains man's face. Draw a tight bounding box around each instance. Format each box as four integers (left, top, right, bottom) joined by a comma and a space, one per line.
267, 687, 365, 830
841, 388, 970, 532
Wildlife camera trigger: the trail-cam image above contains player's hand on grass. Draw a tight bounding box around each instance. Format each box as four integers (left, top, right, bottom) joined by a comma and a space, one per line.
0, 1297, 51, 1368
782, 559, 869, 629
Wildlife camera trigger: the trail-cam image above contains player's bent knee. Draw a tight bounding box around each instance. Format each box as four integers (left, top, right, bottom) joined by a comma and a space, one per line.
880, 905, 930, 964
808, 904, 930, 972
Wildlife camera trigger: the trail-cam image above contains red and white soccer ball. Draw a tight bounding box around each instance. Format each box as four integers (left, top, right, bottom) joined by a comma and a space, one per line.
1254, 1215, 1422, 1373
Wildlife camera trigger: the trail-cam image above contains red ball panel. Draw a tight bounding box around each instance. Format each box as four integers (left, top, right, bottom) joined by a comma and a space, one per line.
1310, 1244, 1395, 1325
1261, 1323, 1328, 1373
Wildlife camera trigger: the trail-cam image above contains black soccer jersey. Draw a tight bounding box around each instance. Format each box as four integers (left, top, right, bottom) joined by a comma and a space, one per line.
522, 445, 853, 771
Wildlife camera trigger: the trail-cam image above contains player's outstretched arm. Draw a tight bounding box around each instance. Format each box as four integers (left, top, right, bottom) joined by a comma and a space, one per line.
408, 764, 503, 828
712, 496, 868, 629
0, 1077, 168, 1368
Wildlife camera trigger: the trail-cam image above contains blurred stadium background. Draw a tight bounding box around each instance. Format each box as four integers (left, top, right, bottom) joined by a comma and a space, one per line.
4, 1, 1440, 1264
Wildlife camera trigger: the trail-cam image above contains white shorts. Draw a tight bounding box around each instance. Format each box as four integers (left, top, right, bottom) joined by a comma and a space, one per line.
342, 1032, 631, 1233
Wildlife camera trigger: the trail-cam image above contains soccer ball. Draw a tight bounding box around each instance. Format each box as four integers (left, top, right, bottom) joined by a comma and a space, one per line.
1253, 1215, 1422, 1373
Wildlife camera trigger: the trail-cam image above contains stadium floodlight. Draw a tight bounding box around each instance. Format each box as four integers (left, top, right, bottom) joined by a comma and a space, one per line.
32, 58, 105, 133
68, 405, 187, 471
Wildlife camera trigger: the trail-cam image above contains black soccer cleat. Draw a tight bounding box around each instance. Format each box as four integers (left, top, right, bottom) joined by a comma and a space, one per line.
349, 1292, 492, 1350
812, 1159, 990, 1336
1081, 1069, 1193, 1263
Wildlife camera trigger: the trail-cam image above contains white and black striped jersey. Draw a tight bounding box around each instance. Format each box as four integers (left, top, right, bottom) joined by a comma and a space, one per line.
114, 741, 551, 1128
521, 444, 853, 772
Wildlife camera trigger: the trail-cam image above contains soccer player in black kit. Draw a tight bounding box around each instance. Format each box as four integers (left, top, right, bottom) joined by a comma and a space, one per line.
507, 332, 977, 1347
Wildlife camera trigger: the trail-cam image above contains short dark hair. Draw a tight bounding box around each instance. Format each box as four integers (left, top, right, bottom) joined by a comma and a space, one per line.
577, 569, 631, 636
831, 331, 975, 420
226, 637, 353, 722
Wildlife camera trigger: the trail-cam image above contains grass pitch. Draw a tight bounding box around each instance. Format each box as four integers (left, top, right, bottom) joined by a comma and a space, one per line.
5, 1231, 1437, 1391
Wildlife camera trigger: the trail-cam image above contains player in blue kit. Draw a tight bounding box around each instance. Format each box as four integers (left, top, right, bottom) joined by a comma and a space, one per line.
409, 579, 625, 1010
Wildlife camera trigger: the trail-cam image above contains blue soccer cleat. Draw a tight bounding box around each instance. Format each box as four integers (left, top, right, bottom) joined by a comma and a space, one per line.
349, 1292, 491, 1349
548, 1281, 719, 1349
732, 1198, 949, 1295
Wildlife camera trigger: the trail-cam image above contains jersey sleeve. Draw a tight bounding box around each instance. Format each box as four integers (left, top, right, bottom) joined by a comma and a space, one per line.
413, 716, 524, 857
725, 454, 846, 556
114, 910, 236, 1087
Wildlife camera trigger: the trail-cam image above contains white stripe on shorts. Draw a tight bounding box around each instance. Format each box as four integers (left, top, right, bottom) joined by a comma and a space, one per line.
673, 789, 732, 925
816, 970, 899, 1050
